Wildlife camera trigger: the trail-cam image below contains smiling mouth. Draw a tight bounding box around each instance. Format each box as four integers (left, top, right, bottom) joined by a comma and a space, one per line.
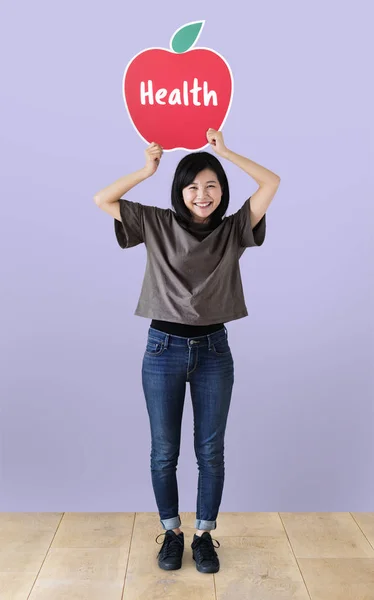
194, 202, 212, 208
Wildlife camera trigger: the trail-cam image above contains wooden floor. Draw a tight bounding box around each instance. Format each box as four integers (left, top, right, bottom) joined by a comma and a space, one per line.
1, 512, 374, 599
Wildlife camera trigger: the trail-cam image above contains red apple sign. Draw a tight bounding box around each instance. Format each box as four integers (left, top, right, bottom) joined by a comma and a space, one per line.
122, 21, 233, 151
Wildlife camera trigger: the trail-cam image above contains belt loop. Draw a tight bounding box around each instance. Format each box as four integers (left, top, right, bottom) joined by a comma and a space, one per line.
164, 333, 169, 349
207, 332, 213, 351
224, 325, 228, 338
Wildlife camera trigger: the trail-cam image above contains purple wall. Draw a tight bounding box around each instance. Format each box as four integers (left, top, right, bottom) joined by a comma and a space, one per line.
1, 0, 373, 511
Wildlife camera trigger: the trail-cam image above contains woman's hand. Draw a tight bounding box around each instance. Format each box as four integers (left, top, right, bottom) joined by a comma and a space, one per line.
144, 142, 163, 176
206, 128, 229, 158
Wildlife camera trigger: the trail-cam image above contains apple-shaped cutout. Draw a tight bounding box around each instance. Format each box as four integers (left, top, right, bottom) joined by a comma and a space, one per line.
122, 20, 234, 151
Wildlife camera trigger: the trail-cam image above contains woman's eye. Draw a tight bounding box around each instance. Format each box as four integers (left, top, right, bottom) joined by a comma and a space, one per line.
188, 185, 215, 190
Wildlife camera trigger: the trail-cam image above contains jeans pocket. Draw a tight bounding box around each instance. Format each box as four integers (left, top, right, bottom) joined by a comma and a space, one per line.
211, 336, 231, 356
145, 337, 165, 357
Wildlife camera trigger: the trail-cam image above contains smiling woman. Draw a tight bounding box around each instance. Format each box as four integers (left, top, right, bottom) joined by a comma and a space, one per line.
94, 127, 279, 574
171, 150, 229, 228
183, 170, 222, 222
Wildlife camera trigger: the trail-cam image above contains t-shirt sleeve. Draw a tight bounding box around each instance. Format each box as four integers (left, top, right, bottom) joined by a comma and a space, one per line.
232, 196, 266, 248
114, 199, 146, 249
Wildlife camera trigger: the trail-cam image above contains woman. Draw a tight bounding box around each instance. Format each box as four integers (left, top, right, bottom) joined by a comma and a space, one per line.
94, 129, 281, 574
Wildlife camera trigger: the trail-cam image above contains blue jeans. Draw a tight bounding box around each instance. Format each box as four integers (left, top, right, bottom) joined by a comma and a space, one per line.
141, 326, 234, 531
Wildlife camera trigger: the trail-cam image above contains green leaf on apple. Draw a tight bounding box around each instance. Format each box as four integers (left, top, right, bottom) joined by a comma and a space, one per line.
171, 21, 205, 54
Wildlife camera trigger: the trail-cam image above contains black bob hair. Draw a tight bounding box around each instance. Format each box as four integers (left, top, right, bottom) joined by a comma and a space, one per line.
171, 151, 230, 228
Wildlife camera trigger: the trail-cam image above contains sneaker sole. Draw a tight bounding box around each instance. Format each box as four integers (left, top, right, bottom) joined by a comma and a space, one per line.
158, 561, 182, 570
193, 556, 219, 573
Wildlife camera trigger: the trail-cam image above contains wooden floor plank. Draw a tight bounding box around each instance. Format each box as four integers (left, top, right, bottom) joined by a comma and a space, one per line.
280, 512, 374, 600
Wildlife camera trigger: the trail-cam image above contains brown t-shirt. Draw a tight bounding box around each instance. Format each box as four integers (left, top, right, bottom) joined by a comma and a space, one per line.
114, 196, 266, 325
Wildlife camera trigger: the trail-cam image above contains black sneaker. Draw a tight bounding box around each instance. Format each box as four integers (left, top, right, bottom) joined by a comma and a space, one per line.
155, 530, 184, 570
191, 531, 220, 573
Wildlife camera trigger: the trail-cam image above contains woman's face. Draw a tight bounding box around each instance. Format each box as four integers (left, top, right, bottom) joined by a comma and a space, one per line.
182, 168, 223, 224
